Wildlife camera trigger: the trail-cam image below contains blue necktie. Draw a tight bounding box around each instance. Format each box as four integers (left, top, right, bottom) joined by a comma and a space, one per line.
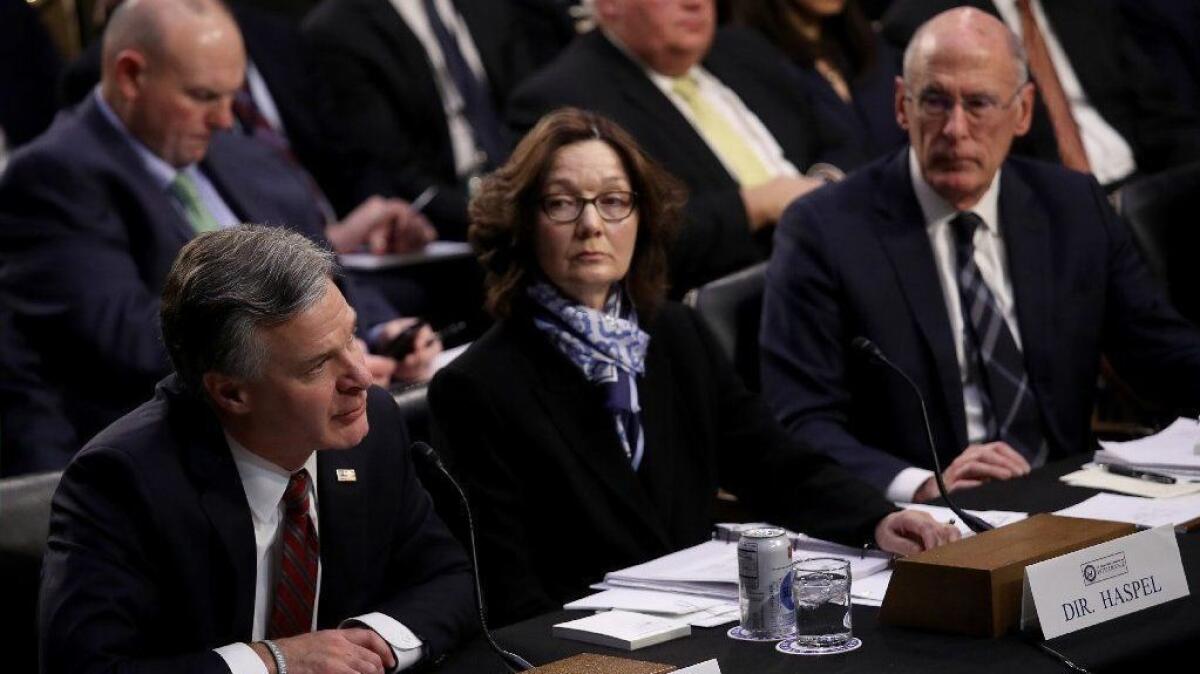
421, 0, 507, 169
951, 212, 1046, 464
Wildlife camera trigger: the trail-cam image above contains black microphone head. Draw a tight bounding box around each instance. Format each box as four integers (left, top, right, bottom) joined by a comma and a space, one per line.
410, 441, 442, 467
851, 336, 884, 361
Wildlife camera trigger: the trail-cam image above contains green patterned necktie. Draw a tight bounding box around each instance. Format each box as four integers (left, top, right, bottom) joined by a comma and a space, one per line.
168, 172, 220, 233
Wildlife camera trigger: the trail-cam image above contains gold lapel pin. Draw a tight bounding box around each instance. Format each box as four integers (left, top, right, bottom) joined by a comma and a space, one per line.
335, 468, 357, 482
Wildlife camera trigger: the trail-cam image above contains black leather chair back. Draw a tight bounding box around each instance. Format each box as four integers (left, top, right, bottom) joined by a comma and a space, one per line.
683, 262, 768, 391
1119, 161, 1200, 325
0, 470, 61, 673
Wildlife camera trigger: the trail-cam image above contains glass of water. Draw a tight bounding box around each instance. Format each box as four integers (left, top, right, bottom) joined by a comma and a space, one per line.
792, 557, 852, 647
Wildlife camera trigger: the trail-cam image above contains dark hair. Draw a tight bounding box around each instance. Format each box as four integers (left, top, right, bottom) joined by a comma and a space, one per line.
160, 225, 336, 393
734, 0, 875, 80
469, 107, 685, 319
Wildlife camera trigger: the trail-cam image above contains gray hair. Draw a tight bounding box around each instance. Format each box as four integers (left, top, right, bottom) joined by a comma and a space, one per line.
160, 225, 336, 393
902, 11, 1029, 88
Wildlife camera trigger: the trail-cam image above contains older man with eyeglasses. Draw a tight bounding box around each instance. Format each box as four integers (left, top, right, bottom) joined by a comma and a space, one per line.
760, 7, 1200, 504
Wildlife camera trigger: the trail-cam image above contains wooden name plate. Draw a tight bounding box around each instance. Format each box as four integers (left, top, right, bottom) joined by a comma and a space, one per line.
878, 514, 1137, 637
527, 653, 677, 674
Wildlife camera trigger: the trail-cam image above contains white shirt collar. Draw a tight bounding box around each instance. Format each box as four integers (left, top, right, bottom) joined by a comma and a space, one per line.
226, 433, 319, 523
908, 147, 1002, 236
601, 28, 704, 86
93, 87, 192, 191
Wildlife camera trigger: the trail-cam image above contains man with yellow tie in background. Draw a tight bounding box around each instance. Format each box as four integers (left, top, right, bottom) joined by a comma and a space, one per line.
506, 0, 864, 293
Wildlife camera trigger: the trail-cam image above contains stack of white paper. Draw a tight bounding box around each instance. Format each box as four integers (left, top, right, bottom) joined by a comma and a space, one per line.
563, 588, 740, 627
552, 610, 691, 650
1096, 417, 1200, 479
1055, 492, 1200, 528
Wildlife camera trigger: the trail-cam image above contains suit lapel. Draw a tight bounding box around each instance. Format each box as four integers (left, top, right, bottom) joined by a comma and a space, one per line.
314, 448, 368, 626
172, 387, 257, 640
997, 167, 1058, 444
874, 153, 969, 450
366, 0, 452, 142
515, 318, 673, 549
635, 330, 678, 526
80, 98, 196, 245
588, 34, 736, 188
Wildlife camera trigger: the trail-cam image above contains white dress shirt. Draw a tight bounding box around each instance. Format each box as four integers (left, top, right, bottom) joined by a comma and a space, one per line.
213, 438, 423, 673
885, 150, 1022, 502
603, 31, 800, 182
992, 0, 1137, 185
389, 0, 491, 178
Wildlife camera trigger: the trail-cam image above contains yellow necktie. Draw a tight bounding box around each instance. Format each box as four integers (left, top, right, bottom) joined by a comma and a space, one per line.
672, 75, 773, 188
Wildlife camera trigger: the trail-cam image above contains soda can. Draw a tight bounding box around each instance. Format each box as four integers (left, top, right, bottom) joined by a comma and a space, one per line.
736, 527, 796, 639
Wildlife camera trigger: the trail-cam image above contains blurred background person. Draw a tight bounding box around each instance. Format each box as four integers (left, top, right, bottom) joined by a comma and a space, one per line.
733, 0, 906, 159
428, 108, 957, 626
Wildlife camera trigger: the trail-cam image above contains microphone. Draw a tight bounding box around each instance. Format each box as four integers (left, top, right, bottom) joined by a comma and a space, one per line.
850, 337, 993, 534
411, 441, 534, 672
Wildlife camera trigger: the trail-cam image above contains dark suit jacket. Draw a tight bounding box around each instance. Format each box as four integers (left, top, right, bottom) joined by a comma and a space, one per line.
0, 96, 395, 473
881, 0, 1200, 179
58, 3, 343, 213
506, 28, 864, 295
0, 0, 61, 149
38, 377, 475, 674
302, 0, 534, 238
760, 149, 1200, 490
428, 301, 896, 626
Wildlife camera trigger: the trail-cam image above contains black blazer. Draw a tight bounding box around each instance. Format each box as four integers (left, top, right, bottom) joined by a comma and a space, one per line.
428, 301, 896, 626
506, 28, 864, 294
38, 377, 476, 673
881, 0, 1200, 178
760, 149, 1200, 490
302, 0, 535, 238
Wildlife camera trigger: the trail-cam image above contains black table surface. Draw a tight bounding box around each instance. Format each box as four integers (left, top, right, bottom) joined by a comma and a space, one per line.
434, 456, 1198, 673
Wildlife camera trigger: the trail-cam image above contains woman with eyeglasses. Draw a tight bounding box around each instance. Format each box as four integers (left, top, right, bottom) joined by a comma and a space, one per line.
427, 108, 958, 626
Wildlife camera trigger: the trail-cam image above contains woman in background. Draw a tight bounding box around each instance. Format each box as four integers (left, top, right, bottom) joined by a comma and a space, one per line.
735, 0, 905, 158
428, 108, 956, 626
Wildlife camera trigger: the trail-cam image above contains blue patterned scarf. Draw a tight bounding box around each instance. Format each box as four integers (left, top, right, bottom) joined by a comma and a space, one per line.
527, 281, 649, 468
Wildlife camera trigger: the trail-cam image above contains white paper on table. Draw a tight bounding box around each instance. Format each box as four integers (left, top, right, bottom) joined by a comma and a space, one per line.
1055, 492, 1200, 527
564, 588, 731, 616
1059, 468, 1200, 498
674, 659, 722, 674
681, 606, 740, 627
851, 569, 892, 606
898, 503, 1028, 536
339, 241, 472, 270
1097, 417, 1200, 470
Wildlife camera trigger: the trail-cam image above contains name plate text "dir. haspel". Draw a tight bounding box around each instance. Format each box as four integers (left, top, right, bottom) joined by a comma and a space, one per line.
1020, 525, 1189, 639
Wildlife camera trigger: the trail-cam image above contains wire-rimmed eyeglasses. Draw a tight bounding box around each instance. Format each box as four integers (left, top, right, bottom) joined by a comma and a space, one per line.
904, 83, 1026, 123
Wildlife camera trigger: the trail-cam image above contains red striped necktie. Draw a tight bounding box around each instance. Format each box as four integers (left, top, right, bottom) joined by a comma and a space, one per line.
267, 469, 319, 639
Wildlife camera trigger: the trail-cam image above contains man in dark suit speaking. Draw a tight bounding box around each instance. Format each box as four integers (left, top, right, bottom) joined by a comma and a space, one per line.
761, 7, 1200, 504
39, 226, 475, 673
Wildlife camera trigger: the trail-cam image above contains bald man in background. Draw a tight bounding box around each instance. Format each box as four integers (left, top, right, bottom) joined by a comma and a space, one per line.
761, 8, 1200, 503
0, 0, 438, 474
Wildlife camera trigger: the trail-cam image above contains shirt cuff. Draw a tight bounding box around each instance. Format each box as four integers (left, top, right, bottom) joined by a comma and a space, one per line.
341, 612, 424, 672
886, 467, 935, 503
214, 642, 268, 674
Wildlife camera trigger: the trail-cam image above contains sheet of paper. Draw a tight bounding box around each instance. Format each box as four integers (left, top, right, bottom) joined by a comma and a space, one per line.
1055, 492, 1200, 527
681, 606, 740, 627
339, 241, 473, 270
1060, 468, 1200, 498
674, 659, 722, 674
898, 503, 1028, 536
564, 588, 731, 616
1098, 417, 1200, 470
851, 569, 892, 607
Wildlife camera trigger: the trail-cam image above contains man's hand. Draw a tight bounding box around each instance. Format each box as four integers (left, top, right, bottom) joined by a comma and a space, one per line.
375, 318, 443, 384
740, 175, 825, 231
913, 442, 1032, 502
326, 196, 437, 254
874, 510, 961, 556
251, 628, 396, 674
